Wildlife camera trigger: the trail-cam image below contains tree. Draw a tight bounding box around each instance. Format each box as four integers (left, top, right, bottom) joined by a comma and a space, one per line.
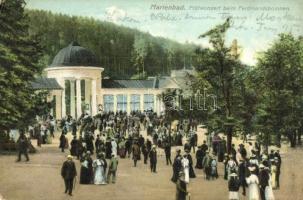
196, 18, 243, 153
255, 33, 303, 148
132, 35, 148, 79
26, 9, 198, 79
0, 0, 43, 132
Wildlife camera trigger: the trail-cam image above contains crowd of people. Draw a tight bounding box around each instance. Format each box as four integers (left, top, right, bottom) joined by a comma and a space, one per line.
224, 147, 282, 200
14, 110, 282, 200
57, 111, 200, 197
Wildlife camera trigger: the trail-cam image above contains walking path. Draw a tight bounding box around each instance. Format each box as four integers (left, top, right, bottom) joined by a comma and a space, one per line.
0, 127, 301, 200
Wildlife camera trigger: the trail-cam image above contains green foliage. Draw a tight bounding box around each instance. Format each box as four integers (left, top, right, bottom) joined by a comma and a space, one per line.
254, 33, 303, 147
26, 9, 197, 79
0, 0, 44, 131
194, 18, 259, 151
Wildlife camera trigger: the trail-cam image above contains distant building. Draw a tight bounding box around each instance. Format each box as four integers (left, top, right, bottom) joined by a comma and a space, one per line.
32, 42, 192, 119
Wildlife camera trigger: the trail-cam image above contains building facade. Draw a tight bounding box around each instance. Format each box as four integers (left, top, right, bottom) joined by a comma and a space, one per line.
39, 42, 181, 119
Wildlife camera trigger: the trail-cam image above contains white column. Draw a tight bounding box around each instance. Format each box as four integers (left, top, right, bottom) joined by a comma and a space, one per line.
161, 98, 165, 113
85, 79, 91, 113
60, 79, 66, 118
113, 95, 117, 113
153, 94, 157, 113
127, 94, 131, 115
56, 92, 62, 119
70, 80, 76, 118
140, 94, 144, 112
76, 79, 82, 119
156, 96, 160, 115
91, 79, 97, 116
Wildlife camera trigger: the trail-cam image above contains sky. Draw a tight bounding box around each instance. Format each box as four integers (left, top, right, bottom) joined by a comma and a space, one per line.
26, 0, 303, 66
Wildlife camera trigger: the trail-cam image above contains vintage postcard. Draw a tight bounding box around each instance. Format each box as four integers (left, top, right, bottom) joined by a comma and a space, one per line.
0, 0, 302, 199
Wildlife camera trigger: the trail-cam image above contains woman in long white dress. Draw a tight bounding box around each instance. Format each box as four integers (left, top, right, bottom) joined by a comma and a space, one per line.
271, 162, 277, 189
93, 154, 107, 185
246, 167, 260, 200
266, 176, 275, 200
111, 139, 117, 156
266, 167, 275, 200
181, 156, 190, 184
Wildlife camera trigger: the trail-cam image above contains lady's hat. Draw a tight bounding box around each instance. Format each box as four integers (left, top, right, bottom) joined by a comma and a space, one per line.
262, 155, 268, 160
248, 166, 256, 171
67, 155, 73, 160
259, 164, 265, 169
229, 173, 238, 177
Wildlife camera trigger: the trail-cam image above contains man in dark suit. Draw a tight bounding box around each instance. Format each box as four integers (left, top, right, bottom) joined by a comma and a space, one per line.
164, 140, 172, 165
149, 145, 157, 173
61, 155, 77, 196
132, 140, 141, 167
171, 149, 182, 183
238, 158, 248, 196
16, 132, 29, 162
259, 164, 269, 200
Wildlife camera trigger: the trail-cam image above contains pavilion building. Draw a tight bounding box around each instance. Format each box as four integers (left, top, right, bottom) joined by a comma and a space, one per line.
33, 42, 185, 119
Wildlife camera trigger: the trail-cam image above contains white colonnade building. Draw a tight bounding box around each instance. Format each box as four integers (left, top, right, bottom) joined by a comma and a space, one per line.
38, 42, 181, 119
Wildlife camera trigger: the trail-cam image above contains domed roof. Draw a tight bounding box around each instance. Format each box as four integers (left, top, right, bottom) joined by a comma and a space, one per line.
49, 41, 99, 67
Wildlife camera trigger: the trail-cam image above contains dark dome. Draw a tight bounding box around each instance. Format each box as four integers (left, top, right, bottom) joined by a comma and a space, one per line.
49, 41, 99, 67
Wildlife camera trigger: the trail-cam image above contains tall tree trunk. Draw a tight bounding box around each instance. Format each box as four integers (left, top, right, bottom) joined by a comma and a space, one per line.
298, 130, 302, 145
226, 126, 232, 154
289, 131, 296, 148
276, 132, 281, 148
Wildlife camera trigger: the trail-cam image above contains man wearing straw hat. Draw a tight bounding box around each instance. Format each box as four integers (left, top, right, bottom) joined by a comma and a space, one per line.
61, 155, 77, 196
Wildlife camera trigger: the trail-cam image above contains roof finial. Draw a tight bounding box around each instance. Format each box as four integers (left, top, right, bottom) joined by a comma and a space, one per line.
70, 41, 80, 46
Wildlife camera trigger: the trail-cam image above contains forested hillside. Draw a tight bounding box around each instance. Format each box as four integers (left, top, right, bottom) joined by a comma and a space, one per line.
26, 9, 197, 79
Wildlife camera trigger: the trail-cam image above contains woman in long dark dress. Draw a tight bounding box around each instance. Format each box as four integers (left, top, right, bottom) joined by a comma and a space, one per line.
59, 134, 67, 152
105, 137, 112, 159
171, 151, 182, 183
80, 152, 93, 184
176, 171, 188, 200
185, 151, 196, 178
195, 146, 204, 169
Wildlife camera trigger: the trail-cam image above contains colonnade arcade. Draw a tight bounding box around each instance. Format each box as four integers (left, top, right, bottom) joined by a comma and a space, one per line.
46, 66, 102, 120
62, 78, 97, 119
